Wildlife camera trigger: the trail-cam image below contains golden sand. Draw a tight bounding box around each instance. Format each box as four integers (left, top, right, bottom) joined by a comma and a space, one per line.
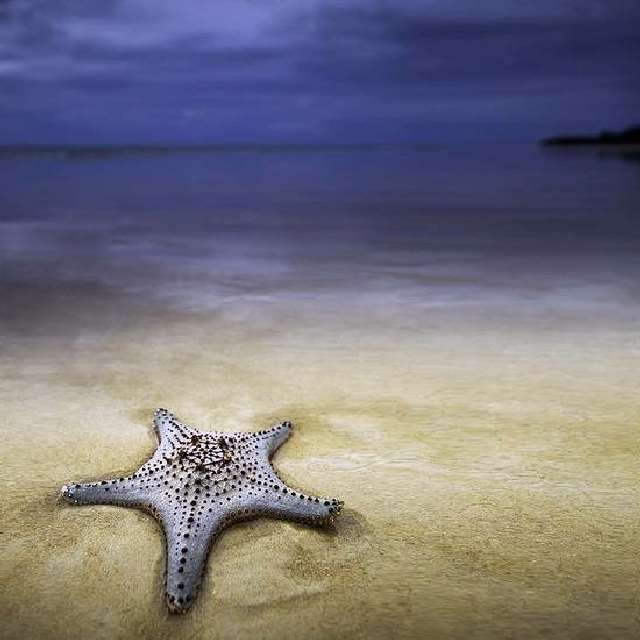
1, 280, 638, 639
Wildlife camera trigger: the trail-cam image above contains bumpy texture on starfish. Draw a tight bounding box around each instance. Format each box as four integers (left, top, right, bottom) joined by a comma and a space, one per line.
61, 409, 343, 613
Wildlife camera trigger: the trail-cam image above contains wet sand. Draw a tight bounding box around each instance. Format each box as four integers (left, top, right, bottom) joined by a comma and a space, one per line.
1, 270, 639, 640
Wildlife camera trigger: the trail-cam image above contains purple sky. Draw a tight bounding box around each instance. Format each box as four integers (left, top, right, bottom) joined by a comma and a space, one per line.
0, 0, 638, 144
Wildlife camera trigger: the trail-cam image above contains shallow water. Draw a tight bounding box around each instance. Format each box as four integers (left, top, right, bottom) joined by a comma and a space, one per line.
1, 145, 639, 639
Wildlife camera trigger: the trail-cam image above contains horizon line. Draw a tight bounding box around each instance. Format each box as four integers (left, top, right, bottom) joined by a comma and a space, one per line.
0, 140, 533, 155
0, 142, 442, 157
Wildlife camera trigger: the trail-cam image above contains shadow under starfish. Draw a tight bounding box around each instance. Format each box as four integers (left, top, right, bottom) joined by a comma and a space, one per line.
60, 409, 343, 613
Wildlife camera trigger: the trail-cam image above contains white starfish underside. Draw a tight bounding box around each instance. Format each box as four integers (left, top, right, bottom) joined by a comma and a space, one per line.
61, 409, 342, 613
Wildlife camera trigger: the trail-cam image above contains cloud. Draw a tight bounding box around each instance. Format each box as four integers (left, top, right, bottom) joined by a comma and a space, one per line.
0, 0, 638, 142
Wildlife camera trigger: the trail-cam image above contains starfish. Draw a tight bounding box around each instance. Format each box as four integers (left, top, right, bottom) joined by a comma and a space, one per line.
60, 408, 343, 613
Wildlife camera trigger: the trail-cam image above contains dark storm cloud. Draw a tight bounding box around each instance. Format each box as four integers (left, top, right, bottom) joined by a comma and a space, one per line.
302, 6, 640, 86
0, 0, 638, 143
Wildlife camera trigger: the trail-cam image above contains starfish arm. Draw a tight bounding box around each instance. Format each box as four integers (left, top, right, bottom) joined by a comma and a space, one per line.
252, 421, 293, 457
160, 507, 222, 614
247, 488, 342, 526
61, 477, 148, 507
153, 408, 190, 447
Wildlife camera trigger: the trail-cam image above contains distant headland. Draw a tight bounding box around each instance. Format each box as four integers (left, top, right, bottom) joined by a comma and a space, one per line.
541, 125, 640, 147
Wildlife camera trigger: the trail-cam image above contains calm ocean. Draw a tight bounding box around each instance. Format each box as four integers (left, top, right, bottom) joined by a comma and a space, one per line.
1, 144, 639, 309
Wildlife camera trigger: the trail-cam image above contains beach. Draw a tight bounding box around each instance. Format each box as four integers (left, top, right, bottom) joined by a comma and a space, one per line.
1, 145, 639, 639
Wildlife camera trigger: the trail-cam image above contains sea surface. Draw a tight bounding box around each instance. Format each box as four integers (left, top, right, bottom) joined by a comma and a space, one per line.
1, 144, 639, 640
1, 144, 639, 303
